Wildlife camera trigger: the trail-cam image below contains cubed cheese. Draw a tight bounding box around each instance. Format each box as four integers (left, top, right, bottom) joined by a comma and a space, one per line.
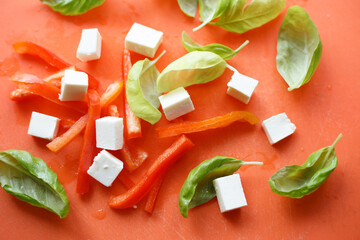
125, 23, 163, 58
227, 71, 259, 104
27, 112, 60, 140
213, 174, 247, 213
158, 87, 194, 121
87, 150, 123, 187
96, 117, 124, 150
59, 70, 88, 101
262, 113, 296, 145
76, 28, 102, 61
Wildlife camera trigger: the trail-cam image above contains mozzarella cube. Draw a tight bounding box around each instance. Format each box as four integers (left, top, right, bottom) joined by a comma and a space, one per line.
227, 71, 259, 104
87, 150, 123, 187
159, 87, 194, 121
28, 112, 60, 140
125, 23, 163, 58
76, 28, 102, 61
213, 174, 247, 213
262, 113, 296, 145
59, 70, 88, 101
96, 117, 124, 150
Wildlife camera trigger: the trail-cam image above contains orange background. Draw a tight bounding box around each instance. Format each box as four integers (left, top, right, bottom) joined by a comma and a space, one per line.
0, 0, 359, 239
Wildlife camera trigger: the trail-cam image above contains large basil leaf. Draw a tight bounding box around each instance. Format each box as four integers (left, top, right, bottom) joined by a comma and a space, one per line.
269, 134, 342, 198
182, 31, 249, 60
194, 0, 230, 31
179, 156, 262, 217
40, 0, 105, 16
0, 150, 70, 218
177, 0, 198, 17
276, 6, 322, 91
156, 51, 226, 93
213, 0, 286, 34
126, 52, 164, 125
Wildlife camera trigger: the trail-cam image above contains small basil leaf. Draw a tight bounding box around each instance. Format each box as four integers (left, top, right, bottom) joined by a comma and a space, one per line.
269, 134, 342, 199
177, 0, 198, 17
214, 0, 286, 34
40, 0, 105, 16
179, 156, 263, 217
182, 31, 249, 60
276, 6, 322, 91
126, 52, 165, 125
156, 51, 226, 93
194, 0, 230, 31
0, 150, 70, 218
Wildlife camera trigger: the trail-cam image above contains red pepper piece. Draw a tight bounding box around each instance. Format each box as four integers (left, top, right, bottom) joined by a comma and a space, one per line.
144, 174, 165, 214
118, 170, 135, 189
108, 104, 120, 117
109, 135, 194, 209
123, 48, 142, 139
156, 111, 260, 138
13, 42, 99, 89
11, 73, 88, 113
76, 90, 101, 194
120, 143, 148, 173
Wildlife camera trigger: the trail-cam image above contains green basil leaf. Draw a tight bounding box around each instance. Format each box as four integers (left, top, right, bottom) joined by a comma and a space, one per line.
126, 52, 165, 125
157, 51, 226, 93
0, 150, 70, 218
177, 0, 198, 17
179, 156, 262, 217
40, 0, 105, 16
269, 134, 342, 199
194, 0, 230, 31
213, 0, 286, 34
182, 31, 249, 60
276, 6, 322, 91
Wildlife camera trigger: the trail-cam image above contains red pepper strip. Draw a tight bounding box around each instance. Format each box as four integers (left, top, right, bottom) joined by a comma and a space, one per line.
46, 82, 124, 153
76, 90, 101, 194
11, 73, 88, 113
108, 104, 120, 117
60, 118, 77, 130
118, 170, 135, 189
156, 111, 260, 138
13, 42, 99, 89
10, 88, 33, 101
109, 135, 194, 209
123, 48, 142, 139
144, 174, 165, 214
43, 66, 77, 88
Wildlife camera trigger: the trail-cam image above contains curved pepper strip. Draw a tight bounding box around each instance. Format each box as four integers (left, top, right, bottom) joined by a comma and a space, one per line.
76, 90, 101, 194
156, 111, 259, 138
46, 81, 123, 153
11, 73, 88, 113
144, 174, 165, 214
109, 135, 194, 209
123, 48, 142, 139
13, 42, 99, 89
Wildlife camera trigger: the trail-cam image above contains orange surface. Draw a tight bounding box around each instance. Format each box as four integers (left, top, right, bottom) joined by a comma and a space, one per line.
0, 0, 359, 239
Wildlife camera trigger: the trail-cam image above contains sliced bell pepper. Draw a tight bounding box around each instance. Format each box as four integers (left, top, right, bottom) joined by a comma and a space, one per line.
59, 118, 77, 130
46, 81, 124, 153
43, 66, 77, 88
108, 104, 120, 117
10, 88, 33, 101
118, 170, 135, 189
156, 111, 260, 138
11, 73, 88, 113
13, 42, 99, 89
144, 174, 165, 214
76, 90, 101, 194
109, 135, 194, 209
123, 48, 142, 139
120, 143, 148, 173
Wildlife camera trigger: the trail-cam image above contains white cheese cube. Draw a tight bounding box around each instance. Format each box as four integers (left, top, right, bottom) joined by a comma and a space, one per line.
96, 117, 124, 150
262, 113, 296, 145
213, 174, 247, 213
227, 71, 259, 104
27, 112, 60, 140
59, 70, 88, 101
87, 150, 123, 187
76, 28, 102, 61
159, 87, 194, 121
125, 23, 163, 58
